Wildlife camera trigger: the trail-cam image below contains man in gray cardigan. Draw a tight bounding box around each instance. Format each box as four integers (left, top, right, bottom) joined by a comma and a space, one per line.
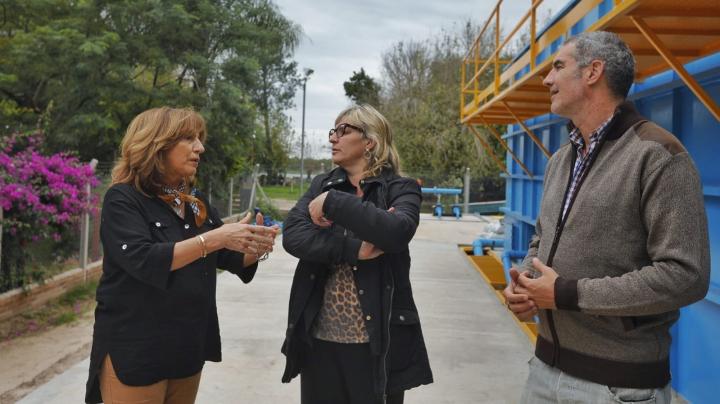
503, 31, 710, 403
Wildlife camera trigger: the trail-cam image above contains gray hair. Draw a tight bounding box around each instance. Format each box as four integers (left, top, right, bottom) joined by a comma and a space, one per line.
565, 31, 635, 99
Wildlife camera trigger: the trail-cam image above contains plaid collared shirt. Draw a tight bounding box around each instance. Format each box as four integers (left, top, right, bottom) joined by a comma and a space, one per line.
561, 113, 616, 220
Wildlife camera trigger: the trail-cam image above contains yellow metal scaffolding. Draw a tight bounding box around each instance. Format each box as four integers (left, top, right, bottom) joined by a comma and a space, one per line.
461, 0, 720, 163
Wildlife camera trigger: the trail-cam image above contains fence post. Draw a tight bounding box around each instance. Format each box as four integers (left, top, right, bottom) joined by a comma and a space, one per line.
228, 177, 234, 217
463, 167, 471, 215
81, 159, 98, 282
0, 208, 3, 274
247, 164, 260, 212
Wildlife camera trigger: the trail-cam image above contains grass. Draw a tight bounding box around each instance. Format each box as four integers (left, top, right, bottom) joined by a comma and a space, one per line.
24, 258, 80, 284
52, 312, 78, 326
261, 185, 438, 214
262, 184, 309, 201
0, 280, 98, 342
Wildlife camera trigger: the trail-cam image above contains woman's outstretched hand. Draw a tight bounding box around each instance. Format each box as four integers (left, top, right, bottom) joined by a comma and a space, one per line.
214, 212, 279, 256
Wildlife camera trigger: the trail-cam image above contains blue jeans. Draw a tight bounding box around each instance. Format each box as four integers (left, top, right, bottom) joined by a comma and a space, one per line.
520, 356, 671, 404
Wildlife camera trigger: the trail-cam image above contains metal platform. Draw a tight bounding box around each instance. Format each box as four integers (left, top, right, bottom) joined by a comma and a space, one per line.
461, 0, 720, 145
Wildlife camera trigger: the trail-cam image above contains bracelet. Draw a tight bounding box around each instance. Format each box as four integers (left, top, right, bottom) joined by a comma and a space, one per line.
257, 252, 269, 262
196, 234, 207, 258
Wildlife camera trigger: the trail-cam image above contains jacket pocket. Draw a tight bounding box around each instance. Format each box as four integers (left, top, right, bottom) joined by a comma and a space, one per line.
148, 219, 172, 241
620, 312, 676, 332
389, 309, 421, 372
200, 215, 221, 232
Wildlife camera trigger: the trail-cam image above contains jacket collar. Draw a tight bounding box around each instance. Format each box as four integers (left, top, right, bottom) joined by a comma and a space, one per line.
565, 101, 646, 141
320, 167, 349, 191
320, 167, 392, 192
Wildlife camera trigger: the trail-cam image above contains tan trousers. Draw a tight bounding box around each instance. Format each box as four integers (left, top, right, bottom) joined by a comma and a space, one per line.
99, 355, 202, 404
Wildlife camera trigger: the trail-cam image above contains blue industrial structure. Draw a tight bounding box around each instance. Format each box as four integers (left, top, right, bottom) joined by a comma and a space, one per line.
502, 49, 720, 404
461, 0, 720, 400
421, 187, 463, 219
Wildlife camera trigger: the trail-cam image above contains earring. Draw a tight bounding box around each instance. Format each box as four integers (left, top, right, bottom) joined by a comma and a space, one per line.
364, 148, 372, 161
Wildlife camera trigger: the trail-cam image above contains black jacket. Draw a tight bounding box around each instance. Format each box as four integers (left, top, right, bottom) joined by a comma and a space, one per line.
85, 183, 256, 404
281, 168, 433, 398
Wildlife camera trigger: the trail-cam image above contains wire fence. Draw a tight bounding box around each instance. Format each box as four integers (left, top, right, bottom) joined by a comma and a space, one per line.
0, 163, 265, 294
1, 161, 504, 294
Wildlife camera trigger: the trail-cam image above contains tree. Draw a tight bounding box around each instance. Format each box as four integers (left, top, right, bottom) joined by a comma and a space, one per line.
0, 0, 301, 190
240, 0, 301, 183
378, 21, 504, 191
343, 68, 381, 106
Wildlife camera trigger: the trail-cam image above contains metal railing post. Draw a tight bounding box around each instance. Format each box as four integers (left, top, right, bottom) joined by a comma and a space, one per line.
81, 159, 98, 282
494, 6, 500, 94
530, 0, 537, 70
0, 208, 3, 274
463, 167, 471, 215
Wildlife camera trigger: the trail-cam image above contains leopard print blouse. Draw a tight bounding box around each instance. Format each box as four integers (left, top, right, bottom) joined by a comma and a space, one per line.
312, 263, 370, 343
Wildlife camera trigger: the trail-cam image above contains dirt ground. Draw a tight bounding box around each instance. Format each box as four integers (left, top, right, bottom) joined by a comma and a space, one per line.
0, 310, 95, 404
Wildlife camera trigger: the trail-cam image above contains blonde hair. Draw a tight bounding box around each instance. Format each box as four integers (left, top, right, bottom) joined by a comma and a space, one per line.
111, 107, 207, 195
335, 104, 401, 178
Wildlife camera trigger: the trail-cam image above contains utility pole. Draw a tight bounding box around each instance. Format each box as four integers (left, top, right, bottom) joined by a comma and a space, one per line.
248, 164, 260, 212
299, 68, 314, 194
228, 177, 234, 217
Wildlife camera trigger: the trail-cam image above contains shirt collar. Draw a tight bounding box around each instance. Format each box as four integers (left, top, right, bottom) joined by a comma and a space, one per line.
568, 111, 617, 151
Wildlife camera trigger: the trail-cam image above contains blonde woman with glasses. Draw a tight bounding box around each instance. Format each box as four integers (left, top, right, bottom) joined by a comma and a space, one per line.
281, 104, 433, 404
85, 107, 278, 404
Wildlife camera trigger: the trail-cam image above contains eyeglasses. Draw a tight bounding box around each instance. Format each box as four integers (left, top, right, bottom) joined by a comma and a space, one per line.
328, 123, 365, 140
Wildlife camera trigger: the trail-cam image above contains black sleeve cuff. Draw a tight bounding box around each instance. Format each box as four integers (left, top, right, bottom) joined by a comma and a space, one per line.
554, 277, 580, 311
219, 250, 258, 283
237, 260, 258, 284
323, 188, 340, 220
343, 237, 362, 265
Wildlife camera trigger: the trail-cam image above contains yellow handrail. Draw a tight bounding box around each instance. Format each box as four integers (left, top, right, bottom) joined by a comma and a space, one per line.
462, 0, 720, 127
461, 0, 544, 93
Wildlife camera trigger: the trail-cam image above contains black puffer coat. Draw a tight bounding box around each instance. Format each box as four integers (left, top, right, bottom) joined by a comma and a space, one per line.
281, 167, 433, 399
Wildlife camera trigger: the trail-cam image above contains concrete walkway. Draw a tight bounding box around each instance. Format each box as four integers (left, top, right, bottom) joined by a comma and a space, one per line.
19, 214, 533, 404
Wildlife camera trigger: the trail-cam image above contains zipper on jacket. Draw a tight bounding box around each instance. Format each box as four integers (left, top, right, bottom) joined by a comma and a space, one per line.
543, 137, 608, 365
380, 282, 394, 403
542, 153, 575, 366
378, 179, 394, 403
353, 174, 401, 400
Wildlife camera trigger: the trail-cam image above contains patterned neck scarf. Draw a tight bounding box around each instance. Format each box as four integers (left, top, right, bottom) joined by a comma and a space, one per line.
159, 181, 207, 227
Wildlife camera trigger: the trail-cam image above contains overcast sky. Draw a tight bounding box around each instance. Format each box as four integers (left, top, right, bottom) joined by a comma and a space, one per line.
272, 0, 566, 158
